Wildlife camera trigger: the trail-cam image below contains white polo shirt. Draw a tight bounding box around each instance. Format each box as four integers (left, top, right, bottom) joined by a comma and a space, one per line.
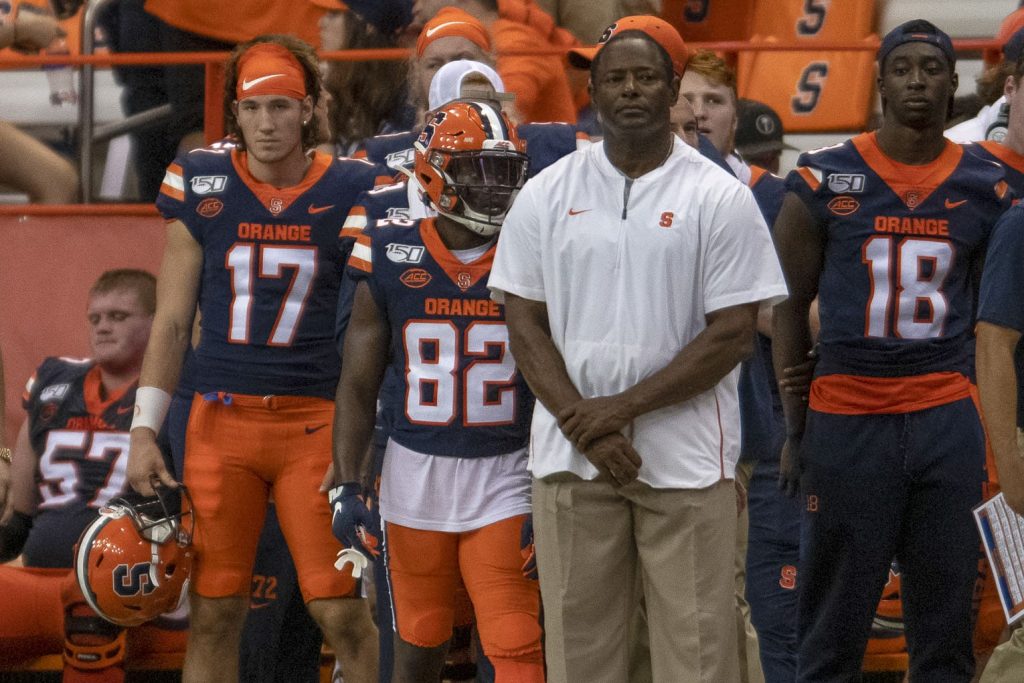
489, 137, 788, 489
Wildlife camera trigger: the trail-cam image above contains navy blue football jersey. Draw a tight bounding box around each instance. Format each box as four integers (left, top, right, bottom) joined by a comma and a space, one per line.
750, 166, 786, 230
21, 358, 136, 568
966, 140, 1024, 202
156, 147, 383, 398
786, 132, 1011, 379
700, 135, 735, 175
337, 182, 419, 355
978, 203, 1024, 428
347, 218, 532, 457
740, 166, 786, 462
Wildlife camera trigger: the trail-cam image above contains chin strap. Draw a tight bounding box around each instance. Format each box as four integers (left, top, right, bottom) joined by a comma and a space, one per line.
62, 578, 127, 682
440, 207, 503, 237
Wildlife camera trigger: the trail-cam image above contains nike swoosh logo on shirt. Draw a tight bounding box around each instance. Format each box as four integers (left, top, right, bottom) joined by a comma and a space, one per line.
308, 204, 335, 214
305, 424, 328, 434
944, 198, 968, 209
568, 208, 591, 216
425, 21, 464, 37
241, 74, 285, 91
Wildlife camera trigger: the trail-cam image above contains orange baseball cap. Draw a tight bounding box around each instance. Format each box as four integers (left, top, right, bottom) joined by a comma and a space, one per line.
235, 43, 307, 101
568, 15, 688, 77
416, 7, 491, 57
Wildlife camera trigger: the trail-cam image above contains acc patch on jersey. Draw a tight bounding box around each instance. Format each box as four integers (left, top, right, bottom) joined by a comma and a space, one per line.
400, 268, 432, 288
828, 196, 860, 216
197, 197, 224, 218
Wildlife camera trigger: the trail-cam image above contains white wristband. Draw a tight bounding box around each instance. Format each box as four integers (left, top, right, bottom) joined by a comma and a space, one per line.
131, 386, 172, 433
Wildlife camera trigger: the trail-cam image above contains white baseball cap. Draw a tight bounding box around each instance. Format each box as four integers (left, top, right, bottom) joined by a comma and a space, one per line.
427, 59, 512, 111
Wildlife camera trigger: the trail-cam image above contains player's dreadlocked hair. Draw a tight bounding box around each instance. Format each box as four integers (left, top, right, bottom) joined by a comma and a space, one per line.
223, 34, 324, 152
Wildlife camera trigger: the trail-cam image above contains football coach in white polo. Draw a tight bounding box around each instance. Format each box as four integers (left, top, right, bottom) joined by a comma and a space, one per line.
488, 15, 788, 683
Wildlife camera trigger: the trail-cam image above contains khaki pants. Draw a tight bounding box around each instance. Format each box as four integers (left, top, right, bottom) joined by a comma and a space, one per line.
979, 624, 1024, 682
533, 474, 739, 683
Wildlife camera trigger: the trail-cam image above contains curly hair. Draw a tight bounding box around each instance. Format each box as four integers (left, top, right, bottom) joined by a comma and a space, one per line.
324, 15, 408, 149
223, 34, 323, 151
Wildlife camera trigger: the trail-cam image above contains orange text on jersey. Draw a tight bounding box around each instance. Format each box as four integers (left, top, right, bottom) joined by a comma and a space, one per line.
237, 223, 312, 242
873, 216, 949, 237
424, 298, 502, 318
65, 415, 116, 431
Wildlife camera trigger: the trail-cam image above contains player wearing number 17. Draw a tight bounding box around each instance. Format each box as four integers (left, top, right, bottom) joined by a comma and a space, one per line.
331, 100, 544, 682
125, 35, 380, 683
772, 20, 1011, 683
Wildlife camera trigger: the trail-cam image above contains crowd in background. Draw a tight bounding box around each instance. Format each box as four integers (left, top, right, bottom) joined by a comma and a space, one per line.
3, 2, 1024, 683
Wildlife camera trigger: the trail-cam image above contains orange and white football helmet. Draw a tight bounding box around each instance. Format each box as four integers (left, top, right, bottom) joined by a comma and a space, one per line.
74, 486, 194, 627
413, 101, 528, 237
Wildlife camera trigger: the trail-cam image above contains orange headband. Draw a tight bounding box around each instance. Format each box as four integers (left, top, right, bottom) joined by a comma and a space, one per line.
416, 7, 491, 57
236, 43, 307, 101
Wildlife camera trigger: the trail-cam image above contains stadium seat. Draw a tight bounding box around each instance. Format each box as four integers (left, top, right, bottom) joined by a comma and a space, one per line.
660, 0, 757, 42
738, 0, 878, 132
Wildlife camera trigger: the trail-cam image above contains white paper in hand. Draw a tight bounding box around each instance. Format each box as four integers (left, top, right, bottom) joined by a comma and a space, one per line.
335, 548, 369, 579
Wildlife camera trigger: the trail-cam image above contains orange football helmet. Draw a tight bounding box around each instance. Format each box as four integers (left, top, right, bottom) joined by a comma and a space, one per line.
413, 101, 528, 237
74, 486, 194, 627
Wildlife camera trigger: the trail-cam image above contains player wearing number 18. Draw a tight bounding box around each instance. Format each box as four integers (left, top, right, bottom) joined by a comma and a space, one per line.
772, 20, 1011, 683
126, 34, 380, 683
331, 100, 543, 682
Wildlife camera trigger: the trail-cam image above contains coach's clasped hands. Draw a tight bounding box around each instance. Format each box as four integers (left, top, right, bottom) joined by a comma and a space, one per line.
328, 482, 381, 561
558, 397, 642, 487
558, 396, 633, 451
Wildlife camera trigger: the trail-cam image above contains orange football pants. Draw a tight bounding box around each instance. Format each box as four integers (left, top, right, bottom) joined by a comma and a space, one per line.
184, 393, 355, 601
385, 514, 544, 683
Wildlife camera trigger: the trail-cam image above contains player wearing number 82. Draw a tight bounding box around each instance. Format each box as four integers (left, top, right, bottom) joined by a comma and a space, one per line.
126, 34, 381, 683
331, 100, 544, 682
772, 20, 1011, 683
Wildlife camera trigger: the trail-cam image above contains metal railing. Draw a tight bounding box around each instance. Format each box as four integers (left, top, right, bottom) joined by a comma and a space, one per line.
0, 11, 1003, 203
